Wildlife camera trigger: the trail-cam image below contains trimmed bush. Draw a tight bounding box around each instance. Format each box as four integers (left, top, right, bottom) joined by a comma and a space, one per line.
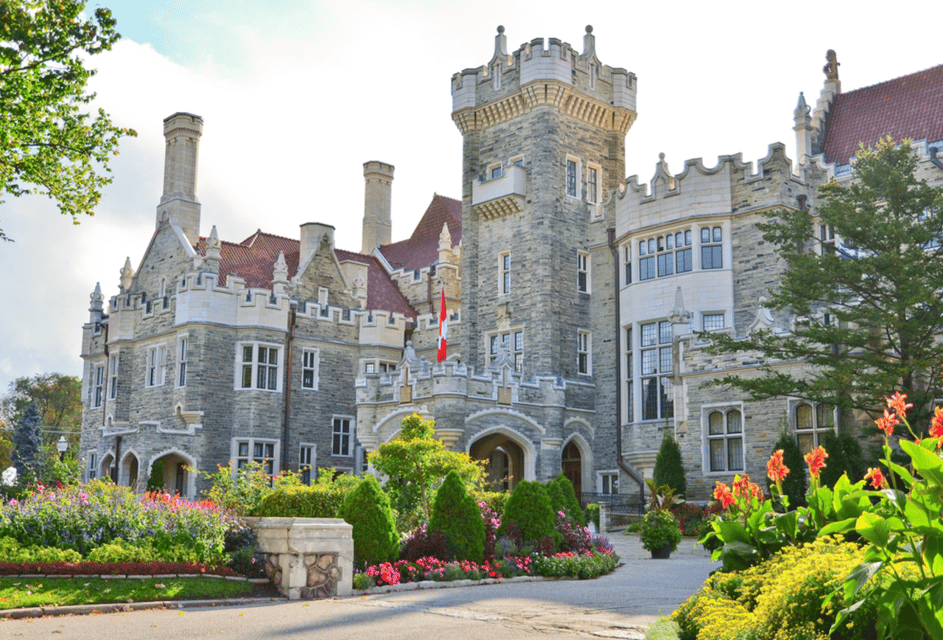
256, 483, 353, 517
337, 475, 399, 567
766, 432, 806, 507
584, 503, 600, 530
497, 480, 556, 548
145, 460, 165, 493
547, 475, 585, 526
429, 470, 485, 562
652, 431, 686, 499
819, 431, 866, 490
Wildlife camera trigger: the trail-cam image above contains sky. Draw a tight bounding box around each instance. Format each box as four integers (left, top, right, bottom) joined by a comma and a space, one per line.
0, 0, 940, 394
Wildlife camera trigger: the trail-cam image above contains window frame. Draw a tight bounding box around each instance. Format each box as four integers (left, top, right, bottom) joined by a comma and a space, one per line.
86, 451, 97, 481
332, 416, 355, 457
233, 438, 280, 479
499, 251, 511, 296
704, 406, 745, 473
92, 363, 104, 408
108, 353, 118, 400
701, 226, 724, 270
145, 344, 167, 388
578, 330, 591, 375
702, 313, 725, 332
639, 321, 673, 421
301, 348, 319, 390
598, 470, 619, 494
792, 401, 836, 455
577, 251, 590, 293
299, 443, 316, 485
586, 164, 600, 205
487, 328, 524, 373
565, 156, 581, 198
237, 342, 283, 392
176, 335, 188, 388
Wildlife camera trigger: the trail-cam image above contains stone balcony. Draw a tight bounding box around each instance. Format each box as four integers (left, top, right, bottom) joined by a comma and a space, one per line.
472, 164, 526, 220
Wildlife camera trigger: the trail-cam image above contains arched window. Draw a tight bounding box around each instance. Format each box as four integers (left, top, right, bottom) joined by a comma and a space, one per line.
707, 409, 743, 472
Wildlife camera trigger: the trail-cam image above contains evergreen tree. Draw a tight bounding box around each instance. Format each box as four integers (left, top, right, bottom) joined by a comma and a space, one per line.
818, 431, 866, 489
429, 470, 484, 563
145, 460, 165, 493
767, 432, 807, 507
497, 480, 556, 545
652, 430, 686, 499
337, 475, 399, 567
12, 402, 42, 481
706, 139, 943, 429
547, 475, 585, 525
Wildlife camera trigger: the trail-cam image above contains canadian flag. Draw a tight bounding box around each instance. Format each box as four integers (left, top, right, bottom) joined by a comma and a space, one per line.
437, 288, 448, 362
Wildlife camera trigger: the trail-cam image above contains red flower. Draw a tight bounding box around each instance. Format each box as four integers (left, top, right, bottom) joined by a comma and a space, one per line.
930, 407, 943, 447
713, 482, 735, 509
732, 474, 763, 502
804, 446, 829, 478
875, 409, 898, 438
886, 392, 913, 419
767, 450, 789, 482
864, 467, 888, 490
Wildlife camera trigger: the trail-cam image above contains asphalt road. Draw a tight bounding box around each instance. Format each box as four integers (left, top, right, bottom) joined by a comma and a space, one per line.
0, 533, 717, 639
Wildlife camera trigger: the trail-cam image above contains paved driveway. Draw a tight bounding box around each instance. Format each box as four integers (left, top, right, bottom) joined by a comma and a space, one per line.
0, 533, 717, 639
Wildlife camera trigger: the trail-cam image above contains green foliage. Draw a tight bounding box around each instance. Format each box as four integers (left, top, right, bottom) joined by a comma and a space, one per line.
703, 139, 943, 428
584, 503, 600, 530
818, 431, 866, 489
766, 430, 807, 507
145, 460, 165, 493
429, 470, 485, 563
256, 481, 358, 518
653, 431, 687, 499
497, 480, 556, 546
0, 537, 82, 563
672, 537, 878, 640
471, 490, 509, 517
198, 461, 272, 516
369, 413, 483, 530
645, 617, 681, 640
12, 402, 42, 481
337, 475, 399, 567
530, 549, 620, 579
639, 509, 683, 553
546, 475, 585, 526
645, 478, 682, 512
85, 538, 152, 563
0, 0, 136, 240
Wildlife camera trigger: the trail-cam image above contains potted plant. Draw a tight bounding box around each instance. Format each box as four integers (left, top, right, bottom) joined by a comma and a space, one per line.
639, 479, 683, 559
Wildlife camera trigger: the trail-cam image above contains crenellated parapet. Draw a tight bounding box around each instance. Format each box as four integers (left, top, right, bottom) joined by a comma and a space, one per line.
452, 26, 637, 135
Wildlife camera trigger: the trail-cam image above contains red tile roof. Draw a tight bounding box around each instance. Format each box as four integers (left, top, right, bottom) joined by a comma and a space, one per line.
823, 63, 943, 165
379, 194, 462, 271
196, 230, 416, 318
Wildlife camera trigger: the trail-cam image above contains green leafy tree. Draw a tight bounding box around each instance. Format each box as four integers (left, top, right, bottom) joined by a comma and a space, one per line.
429, 470, 485, 563
1, 373, 82, 446
368, 413, 483, 529
652, 430, 687, 499
12, 402, 42, 481
706, 138, 943, 429
337, 475, 399, 567
0, 0, 136, 240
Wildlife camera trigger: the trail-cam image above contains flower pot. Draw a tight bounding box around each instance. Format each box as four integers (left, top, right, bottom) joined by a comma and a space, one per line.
651, 544, 673, 559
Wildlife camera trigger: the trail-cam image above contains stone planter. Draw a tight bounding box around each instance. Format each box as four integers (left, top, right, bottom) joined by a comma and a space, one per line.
252, 517, 353, 599
650, 544, 673, 559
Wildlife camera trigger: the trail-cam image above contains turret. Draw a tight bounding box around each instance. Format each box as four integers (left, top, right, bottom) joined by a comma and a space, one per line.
362, 161, 394, 254
156, 112, 203, 244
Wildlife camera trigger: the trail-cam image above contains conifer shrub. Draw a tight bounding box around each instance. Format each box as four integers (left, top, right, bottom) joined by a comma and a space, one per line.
818, 431, 866, 490
429, 470, 485, 562
766, 432, 806, 507
497, 480, 557, 549
145, 460, 165, 493
337, 475, 399, 567
652, 430, 686, 499
547, 475, 585, 525
256, 483, 353, 518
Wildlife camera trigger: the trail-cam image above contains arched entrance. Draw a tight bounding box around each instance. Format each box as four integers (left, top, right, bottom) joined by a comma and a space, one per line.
562, 440, 582, 498
120, 452, 139, 491
100, 453, 115, 482
149, 451, 195, 497
470, 433, 526, 491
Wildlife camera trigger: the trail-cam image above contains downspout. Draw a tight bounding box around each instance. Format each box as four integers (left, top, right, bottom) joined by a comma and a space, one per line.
930, 146, 943, 171
283, 300, 298, 473
608, 228, 645, 503
101, 323, 110, 426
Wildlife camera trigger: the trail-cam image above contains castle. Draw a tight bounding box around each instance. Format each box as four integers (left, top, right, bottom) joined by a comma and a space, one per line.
80, 27, 943, 501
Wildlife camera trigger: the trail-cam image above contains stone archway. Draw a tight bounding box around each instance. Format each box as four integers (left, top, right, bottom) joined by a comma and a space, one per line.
100, 453, 115, 482
120, 452, 139, 491
148, 450, 196, 498
469, 432, 527, 491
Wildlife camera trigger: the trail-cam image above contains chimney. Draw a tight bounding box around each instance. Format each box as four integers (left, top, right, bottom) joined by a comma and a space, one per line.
156, 112, 203, 244
362, 161, 394, 254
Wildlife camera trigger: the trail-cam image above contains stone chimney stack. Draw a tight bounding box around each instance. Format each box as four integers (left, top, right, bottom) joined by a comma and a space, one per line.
157, 112, 203, 244
361, 161, 394, 254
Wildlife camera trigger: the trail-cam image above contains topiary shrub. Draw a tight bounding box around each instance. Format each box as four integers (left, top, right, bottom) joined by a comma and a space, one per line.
497, 480, 557, 549
337, 475, 399, 568
766, 432, 806, 507
256, 483, 354, 518
819, 431, 866, 490
547, 475, 585, 526
652, 430, 686, 499
429, 470, 485, 562
145, 460, 165, 493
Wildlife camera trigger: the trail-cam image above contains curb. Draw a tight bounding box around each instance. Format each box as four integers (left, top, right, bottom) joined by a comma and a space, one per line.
0, 596, 286, 620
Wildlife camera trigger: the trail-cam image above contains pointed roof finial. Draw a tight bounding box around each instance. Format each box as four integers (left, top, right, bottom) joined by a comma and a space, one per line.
438, 222, 452, 252
794, 91, 811, 123
493, 25, 507, 61
119, 257, 134, 292
273, 250, 288, 284
89, 282, 104, 309
583, 25, 596, 59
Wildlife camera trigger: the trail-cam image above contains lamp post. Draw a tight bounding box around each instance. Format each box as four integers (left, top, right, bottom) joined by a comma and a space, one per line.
56, 436, 68, 461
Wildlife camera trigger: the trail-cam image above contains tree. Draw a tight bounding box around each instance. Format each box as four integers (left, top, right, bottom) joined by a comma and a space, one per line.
766, 430, 806, 508
1, 373, 82, 449
368, 413, 483, 530
337, 475, 399, 567
12, 402, 43, 480
429, 470, 485, 563
707, 138, 943, 430
652, 430, 687, 499
0, 0, 136, 240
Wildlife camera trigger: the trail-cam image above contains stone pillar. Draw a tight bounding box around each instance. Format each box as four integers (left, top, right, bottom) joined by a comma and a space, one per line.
362, 161, 394, 253
253, 518, 354, 599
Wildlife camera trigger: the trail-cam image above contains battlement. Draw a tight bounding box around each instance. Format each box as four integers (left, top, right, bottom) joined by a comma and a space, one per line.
452, 26, 637, 134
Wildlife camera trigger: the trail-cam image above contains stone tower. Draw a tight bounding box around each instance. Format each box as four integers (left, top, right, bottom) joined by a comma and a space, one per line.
156, 112, 203, 243
362, 160, 394, 254
451, 25, 636, 375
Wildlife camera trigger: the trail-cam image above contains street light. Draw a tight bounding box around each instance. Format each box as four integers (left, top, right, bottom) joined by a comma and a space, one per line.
56, 436, 68, 461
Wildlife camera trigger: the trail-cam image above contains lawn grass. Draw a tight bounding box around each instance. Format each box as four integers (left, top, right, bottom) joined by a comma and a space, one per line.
0, 576, 254, 610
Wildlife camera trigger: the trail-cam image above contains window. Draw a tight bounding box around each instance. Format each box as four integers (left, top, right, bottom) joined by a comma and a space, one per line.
92, 364, 104, 408
364, 361, 397, 374
489, 329, 524, 373
599, 471, 618, 494
235, 439, 278, 477
491, 62, 501, 90
623, 245, 632, 286
707, 409, 744, 472
794, 402, 835, 454
332, 417, 354, 457
577, 252, 590, 293
499, 252, 511, 295
108, 354, 118, 400
87, 452, 97, 481
238, 343, 281, 391
701, 227, 723, 269
625, 327, 633, 422
566, 158, 578, 197
578, 330, 591, 375
302, 349, 319, 390
510, 155, 524, 167
146, 345, 166, 388
640, 321, 673, 420
587, 166, 598, 204
177, 337, 188, 388
299, 444, 315, 485
638, 230, 693, 281
488, 163, 503, 180
702, 313, 725, 332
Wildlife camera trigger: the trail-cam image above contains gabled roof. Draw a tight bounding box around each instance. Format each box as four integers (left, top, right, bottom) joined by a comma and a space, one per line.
196, 230, 416, 318
823, 63, 943, 165
379, 194, 462, 271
